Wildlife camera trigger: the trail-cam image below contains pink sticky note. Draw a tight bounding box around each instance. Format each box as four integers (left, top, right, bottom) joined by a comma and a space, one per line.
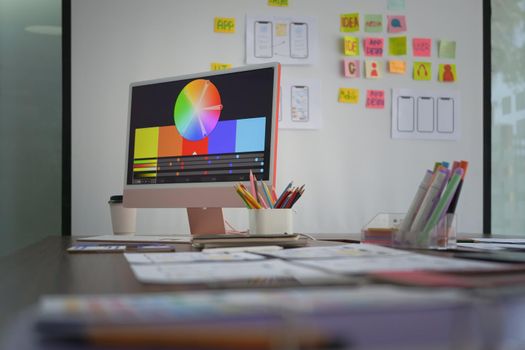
387, 15, 406, 33
364, 37, 384, 57
366, 90, 385, 109
343, 59, 360, 78
413, 38, 432, 57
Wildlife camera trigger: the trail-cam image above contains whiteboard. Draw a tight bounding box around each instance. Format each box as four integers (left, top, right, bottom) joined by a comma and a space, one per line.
71, 0, 483, 236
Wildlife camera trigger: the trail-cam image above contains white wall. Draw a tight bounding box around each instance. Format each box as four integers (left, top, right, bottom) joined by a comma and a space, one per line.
72, 0, 484, 236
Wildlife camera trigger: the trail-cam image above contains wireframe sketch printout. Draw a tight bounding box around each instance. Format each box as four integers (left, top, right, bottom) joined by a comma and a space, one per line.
246, 15, 318, 65
391, 89, 460, 140
280, 78, 321, 129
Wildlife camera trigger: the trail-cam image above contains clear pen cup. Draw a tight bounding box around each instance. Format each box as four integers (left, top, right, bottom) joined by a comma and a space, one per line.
362, 212, 457, 250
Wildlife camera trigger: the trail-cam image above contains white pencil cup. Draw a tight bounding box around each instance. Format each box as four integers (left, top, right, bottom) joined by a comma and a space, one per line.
248, 209, 294, 235
108, 195, 136, 235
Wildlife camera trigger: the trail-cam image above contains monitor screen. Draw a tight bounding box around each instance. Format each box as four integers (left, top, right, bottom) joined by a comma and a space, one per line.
123, 63, 280, 217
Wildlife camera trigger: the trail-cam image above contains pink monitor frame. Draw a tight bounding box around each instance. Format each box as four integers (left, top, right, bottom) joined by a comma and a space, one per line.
123, 63, 281, 235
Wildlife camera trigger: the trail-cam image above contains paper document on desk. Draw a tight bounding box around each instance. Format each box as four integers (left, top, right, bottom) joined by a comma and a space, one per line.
294, 253, 505, 274
261, 243, 409, 259
125, 251, 265, 264
472, 238, 525, 244
78, 235, 191, 243
130, 259, 341, 284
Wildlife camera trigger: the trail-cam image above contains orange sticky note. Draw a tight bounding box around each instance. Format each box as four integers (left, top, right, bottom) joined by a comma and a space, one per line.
389, 60, 406, 74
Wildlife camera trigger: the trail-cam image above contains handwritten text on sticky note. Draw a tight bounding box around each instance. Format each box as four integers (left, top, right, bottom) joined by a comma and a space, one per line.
364, 37, 384, 57
339, 88, 359, 104
341, 13, 359, 32
364, 14, 383, 33
343, 59, 360, 78
344, 36, 360, 56
211, 62, 232, 70
268, 0, 288, 6
413, 38, 432, 57
388, 60, 406, 74
214, 17, 235, 33
366, 90, 385, 109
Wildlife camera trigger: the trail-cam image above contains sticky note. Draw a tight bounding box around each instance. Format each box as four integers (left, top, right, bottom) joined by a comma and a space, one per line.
340, 13, 360, 32
338, 88, 359, 104
388, 0, 406, 11
365, 60, 382, 79
344, 36, 360, 56
343, 59, 360, 78
439, 64, 457, 82
268, 0, 288, 6
214, 17, 235, 33
413, 62, 432, 81
413, 38, 432, 57
387, 15, 407, 33
364, 14, 383, 33
275, 23, 287, 36
389, 36, 407, 56
439, 40, 456, 59
211, 62, 232, 70
364, 37, 384, 57
366, 90, 385, 109
388, 60, 406, 74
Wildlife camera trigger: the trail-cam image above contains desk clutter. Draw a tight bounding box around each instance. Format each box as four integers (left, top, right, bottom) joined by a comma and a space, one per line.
123, 243, 504, 285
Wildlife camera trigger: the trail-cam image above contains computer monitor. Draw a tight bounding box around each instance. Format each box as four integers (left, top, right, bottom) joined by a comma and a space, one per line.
123, 62, 281, 235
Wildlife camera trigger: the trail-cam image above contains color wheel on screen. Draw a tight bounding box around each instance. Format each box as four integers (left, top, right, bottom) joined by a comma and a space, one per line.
174, 79, 223, 141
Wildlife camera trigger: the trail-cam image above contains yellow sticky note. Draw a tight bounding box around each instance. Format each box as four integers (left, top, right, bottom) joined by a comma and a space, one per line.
438, 63, 457, 82
389, 60, 406, 74
413, 62, 432, 81
268, 0, 288, 6
210, 62, 232, 71
275, 23, 287, 37
214, 17, 235, 33
341, 13, 360, 32
344, 36, 360, 56
338, 88, 359, 104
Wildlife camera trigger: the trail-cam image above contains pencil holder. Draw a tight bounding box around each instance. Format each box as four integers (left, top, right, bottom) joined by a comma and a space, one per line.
248, 208, 294, 235
393, 213, 457, 250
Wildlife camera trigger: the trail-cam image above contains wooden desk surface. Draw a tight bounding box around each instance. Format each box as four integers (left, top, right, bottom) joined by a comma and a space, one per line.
0, 235, 342, 331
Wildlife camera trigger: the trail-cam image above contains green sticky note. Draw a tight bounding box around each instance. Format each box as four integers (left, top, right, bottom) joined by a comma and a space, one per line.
413, 62, 432, 81
388, 36, 407, 56
388, 0, 406, 11
364, 14, 383, 33
439, 40, 456, 59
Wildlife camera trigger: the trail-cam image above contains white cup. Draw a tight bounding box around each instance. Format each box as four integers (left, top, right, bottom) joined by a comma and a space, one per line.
108, 195, 136, 235
248, 209, 293, 235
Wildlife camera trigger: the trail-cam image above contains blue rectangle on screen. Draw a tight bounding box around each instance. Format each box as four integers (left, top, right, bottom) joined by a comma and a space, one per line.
235, 117, 266, 152
208, 120, 236, 154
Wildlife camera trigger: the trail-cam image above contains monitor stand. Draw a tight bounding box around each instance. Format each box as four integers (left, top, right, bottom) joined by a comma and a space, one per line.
187, 208, 226, 236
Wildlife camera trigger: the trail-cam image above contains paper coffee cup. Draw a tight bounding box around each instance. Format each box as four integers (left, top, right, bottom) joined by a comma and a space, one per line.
108, 195, 136, 235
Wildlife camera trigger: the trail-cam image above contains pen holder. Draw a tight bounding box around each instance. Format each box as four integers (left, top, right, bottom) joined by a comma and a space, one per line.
393, 213, 457, 250
362, 212, 457, 250
248, 209, 294, 235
